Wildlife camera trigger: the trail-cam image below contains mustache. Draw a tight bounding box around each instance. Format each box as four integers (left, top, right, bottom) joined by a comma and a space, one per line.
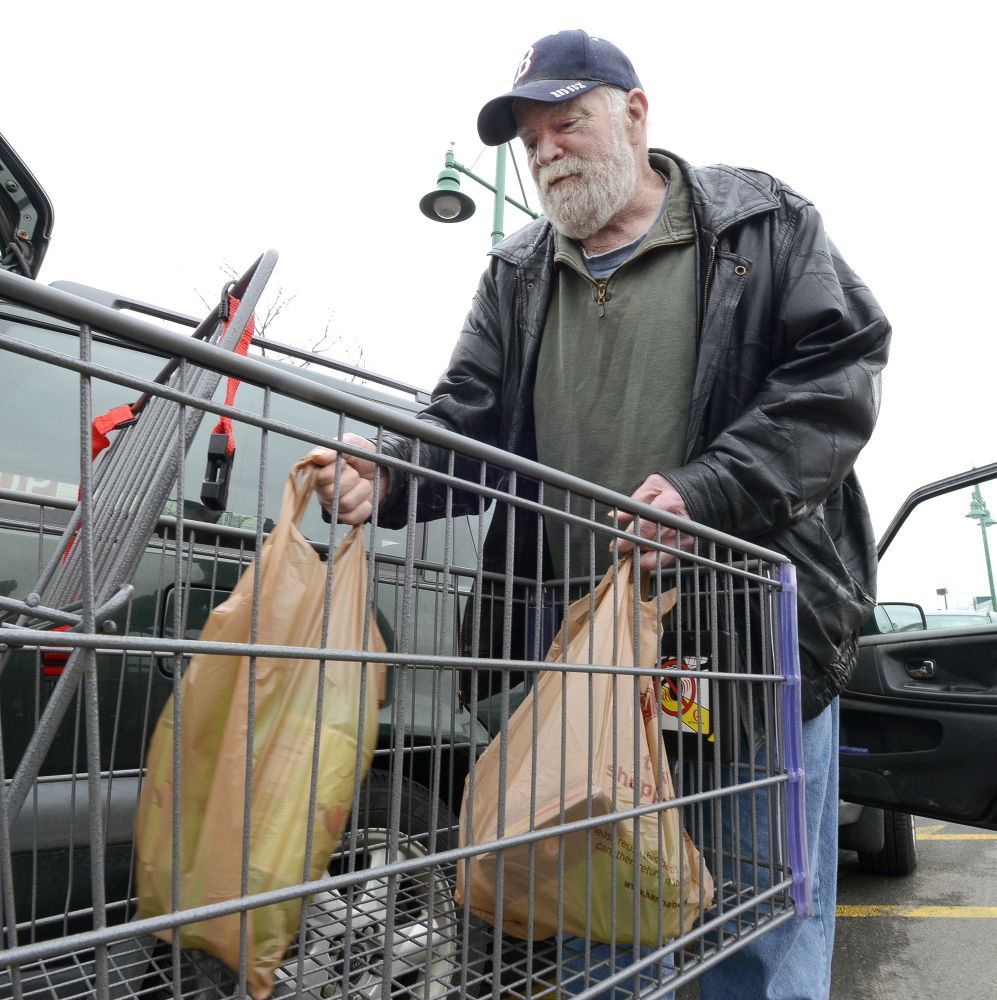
538, 157, 585, 191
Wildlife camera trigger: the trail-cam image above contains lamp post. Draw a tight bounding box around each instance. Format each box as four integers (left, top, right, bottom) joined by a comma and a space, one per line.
965, 483, 997, 612
420, 146, 539, 245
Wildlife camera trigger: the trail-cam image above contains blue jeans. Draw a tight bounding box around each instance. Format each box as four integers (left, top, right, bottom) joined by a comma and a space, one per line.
558, 939, 670, 1000
558, 700, 840, 1000
697, 699, 839, 1000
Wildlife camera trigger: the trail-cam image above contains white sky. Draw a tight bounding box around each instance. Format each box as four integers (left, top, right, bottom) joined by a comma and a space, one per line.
5, 0, 996, 551
878, 487, 997, 611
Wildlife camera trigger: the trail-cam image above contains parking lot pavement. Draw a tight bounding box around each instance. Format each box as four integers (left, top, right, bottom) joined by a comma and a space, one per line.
831, 819, 997, 1000
674, 819, 997, 999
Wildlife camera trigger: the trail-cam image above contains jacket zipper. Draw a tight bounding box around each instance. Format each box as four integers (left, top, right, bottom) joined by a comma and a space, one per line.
700, 240, 717, 339
560, 238, 694, 318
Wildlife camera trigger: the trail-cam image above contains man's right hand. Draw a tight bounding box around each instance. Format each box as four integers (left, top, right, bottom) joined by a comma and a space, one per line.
310, 434, 388, 525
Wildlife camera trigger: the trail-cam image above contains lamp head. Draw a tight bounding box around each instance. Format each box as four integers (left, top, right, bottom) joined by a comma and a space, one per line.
967, 492, 996, 527
419, 167, 475, 223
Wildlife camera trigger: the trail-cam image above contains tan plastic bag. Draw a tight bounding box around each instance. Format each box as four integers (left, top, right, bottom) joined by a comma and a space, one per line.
135, 458, 386, 999
456, 555, 713, 945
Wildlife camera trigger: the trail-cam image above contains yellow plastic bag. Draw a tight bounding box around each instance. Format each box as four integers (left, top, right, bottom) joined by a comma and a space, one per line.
135, 458, 386, 999
456, 555, 713, 945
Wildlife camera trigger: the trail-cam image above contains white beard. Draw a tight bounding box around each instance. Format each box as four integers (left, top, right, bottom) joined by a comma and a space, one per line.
536, 117, 638, 240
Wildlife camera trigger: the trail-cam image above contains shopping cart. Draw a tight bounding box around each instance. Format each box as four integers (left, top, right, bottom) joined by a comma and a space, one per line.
0, 260, 810, 1000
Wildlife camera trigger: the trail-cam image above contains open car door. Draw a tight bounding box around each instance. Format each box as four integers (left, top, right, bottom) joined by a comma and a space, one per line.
841, 462, 997, 830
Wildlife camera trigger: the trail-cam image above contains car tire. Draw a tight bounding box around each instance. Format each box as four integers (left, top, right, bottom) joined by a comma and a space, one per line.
857, 809, 918, 876
838, 804, 885, 854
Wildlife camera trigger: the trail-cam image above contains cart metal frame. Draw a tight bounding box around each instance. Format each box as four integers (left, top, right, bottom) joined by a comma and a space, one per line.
0, 261, 810, 1000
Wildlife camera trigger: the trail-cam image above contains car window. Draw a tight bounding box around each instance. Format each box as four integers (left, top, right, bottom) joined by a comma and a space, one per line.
0, 524, 59, 602
924, 612, 992, 629
422, 504, 494, 593
0, 320, 165, 490
877, 484, 997, 630
0, 318, 416, 553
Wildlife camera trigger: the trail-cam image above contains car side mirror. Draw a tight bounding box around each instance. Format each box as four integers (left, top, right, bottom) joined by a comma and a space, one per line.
861, 602, 927, 636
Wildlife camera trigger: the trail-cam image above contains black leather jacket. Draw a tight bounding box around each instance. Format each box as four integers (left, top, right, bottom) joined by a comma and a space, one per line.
381, 149, 891, 719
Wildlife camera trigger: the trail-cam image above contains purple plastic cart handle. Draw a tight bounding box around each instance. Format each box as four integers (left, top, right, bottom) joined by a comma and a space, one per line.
776, 563, 814, 921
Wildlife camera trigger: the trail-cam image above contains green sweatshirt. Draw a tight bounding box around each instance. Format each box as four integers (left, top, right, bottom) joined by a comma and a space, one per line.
533, 152, 698, 581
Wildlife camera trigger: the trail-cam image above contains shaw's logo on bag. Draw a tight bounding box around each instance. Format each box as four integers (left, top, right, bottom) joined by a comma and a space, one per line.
606, 762, 656, 803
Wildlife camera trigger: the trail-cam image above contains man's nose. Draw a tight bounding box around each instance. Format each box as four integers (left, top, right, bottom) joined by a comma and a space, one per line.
534, 131, 563, 167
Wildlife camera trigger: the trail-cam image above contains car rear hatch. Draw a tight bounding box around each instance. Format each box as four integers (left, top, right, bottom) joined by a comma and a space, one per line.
0, 132, 54, 279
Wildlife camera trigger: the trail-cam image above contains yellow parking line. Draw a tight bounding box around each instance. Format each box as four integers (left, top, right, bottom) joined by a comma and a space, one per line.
838, 906, 997, 918
918, 833, 997, 840
916, 824, 997, 841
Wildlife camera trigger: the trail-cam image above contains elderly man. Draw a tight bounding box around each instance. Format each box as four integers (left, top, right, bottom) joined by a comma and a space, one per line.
313, 29, 890, 1000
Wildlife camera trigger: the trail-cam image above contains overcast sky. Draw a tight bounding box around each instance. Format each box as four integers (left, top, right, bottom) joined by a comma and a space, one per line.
6, 0, 996, 568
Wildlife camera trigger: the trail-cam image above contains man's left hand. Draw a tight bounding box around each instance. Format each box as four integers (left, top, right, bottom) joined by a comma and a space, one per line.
615, 474, 695, 571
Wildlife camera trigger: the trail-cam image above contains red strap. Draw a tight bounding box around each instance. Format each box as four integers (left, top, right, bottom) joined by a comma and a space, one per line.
87, 296, 253, 464
210, 294, 255, 456
65, 295, 254, 562
91, 403, 137, 462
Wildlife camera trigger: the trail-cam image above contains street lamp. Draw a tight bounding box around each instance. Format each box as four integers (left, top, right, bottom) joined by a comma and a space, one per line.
420, 146, 539, 246
418, 160, 475, 224
965, 483, 997, 612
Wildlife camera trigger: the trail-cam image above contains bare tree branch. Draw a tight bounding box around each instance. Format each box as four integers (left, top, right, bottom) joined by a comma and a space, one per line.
193, 264, 370, 381
255, 286, 298, 340
191, 286, 213, 312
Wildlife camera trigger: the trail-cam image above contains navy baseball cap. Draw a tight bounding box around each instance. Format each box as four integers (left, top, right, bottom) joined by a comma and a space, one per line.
477, 30, 643, 146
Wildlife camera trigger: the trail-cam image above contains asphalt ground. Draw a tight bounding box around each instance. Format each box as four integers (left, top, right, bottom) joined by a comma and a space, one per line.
832, 819, 997, 1000
674, 819, 997, 1000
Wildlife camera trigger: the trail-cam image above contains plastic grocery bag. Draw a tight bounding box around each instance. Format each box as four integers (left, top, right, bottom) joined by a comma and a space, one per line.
456, 555, 714, 945
135, 457, 386, 999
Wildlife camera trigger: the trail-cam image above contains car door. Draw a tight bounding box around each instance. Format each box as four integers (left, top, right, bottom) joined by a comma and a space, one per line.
840, 462, 997, 830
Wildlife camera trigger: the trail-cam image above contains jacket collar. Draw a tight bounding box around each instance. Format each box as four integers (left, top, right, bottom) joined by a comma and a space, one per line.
660, 148, 781, 237
489, 148, 780, 264
489, 215, 553, 267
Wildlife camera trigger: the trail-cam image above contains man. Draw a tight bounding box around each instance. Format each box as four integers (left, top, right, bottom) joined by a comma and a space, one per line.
313, 29, 890, 999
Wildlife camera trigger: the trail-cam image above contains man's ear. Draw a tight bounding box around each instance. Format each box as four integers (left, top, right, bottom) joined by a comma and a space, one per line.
626, 89, 650, 131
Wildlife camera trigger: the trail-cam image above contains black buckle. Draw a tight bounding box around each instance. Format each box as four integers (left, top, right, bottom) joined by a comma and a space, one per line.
200, 433, 234, 511
217, 280, 236, 322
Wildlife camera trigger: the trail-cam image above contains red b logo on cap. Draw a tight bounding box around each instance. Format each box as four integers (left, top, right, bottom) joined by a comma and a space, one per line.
513, 45, 536, 84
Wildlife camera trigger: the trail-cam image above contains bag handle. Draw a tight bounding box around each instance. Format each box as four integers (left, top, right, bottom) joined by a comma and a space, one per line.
279, 457, 322, 529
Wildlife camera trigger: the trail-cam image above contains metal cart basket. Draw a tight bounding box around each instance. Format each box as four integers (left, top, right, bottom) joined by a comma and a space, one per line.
0, 258, 810, 1000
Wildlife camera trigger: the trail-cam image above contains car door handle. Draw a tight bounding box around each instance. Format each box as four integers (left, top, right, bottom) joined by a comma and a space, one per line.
906, 659, 936, 679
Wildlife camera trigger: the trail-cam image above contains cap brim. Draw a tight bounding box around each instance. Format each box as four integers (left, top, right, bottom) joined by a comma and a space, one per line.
476, 79, 602, 146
